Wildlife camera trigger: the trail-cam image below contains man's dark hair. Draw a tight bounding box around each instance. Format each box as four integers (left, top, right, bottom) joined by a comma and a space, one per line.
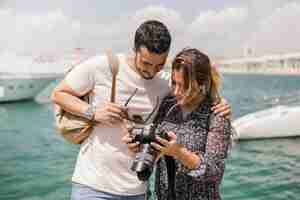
134, 20, 171, 54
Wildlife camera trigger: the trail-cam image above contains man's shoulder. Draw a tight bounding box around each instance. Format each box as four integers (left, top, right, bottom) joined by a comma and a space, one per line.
86, 54, 109, 69
156, 71, 170, 81
153, 71, 170, 89
69, 54, 107, 72
93, 52, 125, 72
154, 71, 171, 96
77, 52, 123, 75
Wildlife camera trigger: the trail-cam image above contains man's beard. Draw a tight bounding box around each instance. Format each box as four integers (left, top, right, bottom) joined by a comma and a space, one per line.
134, 58, 155, 80
140, 71, 155, 80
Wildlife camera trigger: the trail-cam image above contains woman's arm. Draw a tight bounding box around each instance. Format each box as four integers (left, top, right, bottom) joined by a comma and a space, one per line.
186, 114, 232, 183
152, 114, 232, 183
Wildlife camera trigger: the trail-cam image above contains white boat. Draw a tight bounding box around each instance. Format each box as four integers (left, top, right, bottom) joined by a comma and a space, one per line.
0, 72, 62, 102
233, 105, 300, 140
0, 48, 97, 103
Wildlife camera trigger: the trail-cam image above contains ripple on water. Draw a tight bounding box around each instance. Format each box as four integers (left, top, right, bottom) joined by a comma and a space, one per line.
2, 74, 300, 200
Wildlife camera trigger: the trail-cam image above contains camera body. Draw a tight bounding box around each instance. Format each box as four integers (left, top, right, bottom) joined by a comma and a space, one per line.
129, 123, 169, 181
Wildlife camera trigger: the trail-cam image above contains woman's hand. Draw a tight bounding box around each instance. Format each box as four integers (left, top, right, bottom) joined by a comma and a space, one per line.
151, 132, 184, 159
151, 131, 201, 169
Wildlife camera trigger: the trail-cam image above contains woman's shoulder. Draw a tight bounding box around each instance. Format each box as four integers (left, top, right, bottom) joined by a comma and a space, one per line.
209, 113, 233, 137
160, 93, 176, 107
210, 113, 227, 126
194, 98, 232, 132
153, 94, 177, 122
192, 98, 212, 116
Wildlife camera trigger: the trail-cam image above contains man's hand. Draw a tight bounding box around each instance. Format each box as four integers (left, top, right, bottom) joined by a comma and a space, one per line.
211, 98, 232, 119
121, 133, 140, 156
94, 102, 127, 126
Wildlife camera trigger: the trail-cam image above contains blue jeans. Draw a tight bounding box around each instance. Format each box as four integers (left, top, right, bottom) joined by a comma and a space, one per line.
71, 183, 146, 200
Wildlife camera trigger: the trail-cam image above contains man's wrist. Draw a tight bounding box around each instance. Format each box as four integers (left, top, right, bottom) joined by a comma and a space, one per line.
83, 104, 96, 121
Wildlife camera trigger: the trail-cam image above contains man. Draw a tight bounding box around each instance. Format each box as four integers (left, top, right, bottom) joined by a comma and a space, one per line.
51, 20, 230, 200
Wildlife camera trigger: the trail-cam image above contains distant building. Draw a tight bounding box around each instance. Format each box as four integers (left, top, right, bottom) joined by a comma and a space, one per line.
216, 52, 300, 75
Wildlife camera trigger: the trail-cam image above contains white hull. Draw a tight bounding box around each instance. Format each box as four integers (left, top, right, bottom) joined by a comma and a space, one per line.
0, 73, 61, 102
233, 105, 300, 140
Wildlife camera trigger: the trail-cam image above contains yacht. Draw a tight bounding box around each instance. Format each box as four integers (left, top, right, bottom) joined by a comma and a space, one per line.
233, 105, 300, 140
0, 48, 96, 103
0, 72, 62, 102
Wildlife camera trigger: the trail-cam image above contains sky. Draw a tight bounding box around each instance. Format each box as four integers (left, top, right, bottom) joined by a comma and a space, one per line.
1, 0, 300, 59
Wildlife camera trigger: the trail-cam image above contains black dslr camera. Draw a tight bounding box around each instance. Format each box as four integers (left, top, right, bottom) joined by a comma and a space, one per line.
129, 123, 169, 181
124, 91, 167, 181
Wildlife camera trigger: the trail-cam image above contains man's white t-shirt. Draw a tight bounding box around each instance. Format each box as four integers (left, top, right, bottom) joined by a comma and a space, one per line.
65, 53, 170, 195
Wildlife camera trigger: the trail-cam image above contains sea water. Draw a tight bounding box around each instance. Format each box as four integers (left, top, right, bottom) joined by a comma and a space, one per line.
1, 74, 300, 200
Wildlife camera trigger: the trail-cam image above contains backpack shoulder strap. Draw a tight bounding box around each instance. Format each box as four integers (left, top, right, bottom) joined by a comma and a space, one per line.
105, 50, 119, 103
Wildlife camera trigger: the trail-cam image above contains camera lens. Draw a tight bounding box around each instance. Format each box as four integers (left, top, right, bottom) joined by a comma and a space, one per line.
130, 123, 160, 181
131, 144, 156, 181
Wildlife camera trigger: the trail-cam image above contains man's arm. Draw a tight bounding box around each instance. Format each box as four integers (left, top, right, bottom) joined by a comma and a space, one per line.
52, 80, 127, 125
51, 80, 91, 118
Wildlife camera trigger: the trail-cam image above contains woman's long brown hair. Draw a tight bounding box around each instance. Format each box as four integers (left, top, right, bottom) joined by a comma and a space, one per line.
171, 48, 221, 109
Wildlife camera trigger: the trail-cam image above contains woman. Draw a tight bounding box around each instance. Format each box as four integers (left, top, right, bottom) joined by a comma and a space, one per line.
151, 48, 233, 200
124, 48, 233, 200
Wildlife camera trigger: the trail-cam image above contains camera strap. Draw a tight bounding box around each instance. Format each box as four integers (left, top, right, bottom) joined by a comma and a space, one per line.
165, 155, 176, 200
